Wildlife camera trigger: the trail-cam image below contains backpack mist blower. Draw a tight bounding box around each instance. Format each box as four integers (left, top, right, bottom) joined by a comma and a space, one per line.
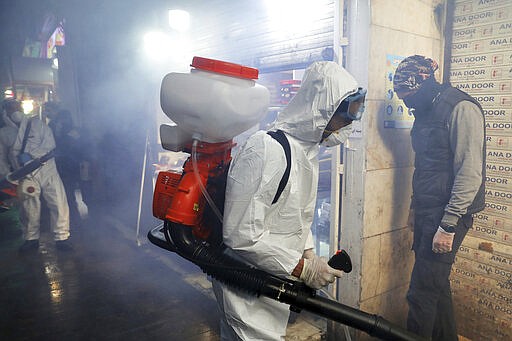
148, 57, 423, 341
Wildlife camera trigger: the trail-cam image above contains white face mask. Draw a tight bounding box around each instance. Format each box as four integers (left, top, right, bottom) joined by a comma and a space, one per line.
10, 111, 24, 124
320, 124, 353, 147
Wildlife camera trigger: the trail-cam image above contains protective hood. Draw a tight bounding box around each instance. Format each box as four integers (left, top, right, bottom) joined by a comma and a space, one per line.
273, 61, 359, 144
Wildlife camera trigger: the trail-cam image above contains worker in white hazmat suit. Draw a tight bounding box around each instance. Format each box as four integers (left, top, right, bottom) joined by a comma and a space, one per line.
212, 61, 367, 340
2, 99, 72, 252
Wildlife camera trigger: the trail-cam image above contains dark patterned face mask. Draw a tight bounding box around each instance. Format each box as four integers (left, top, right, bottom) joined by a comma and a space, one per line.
402, 92, 425, 109
401, 77, 439, 111
393, 55, 439, 93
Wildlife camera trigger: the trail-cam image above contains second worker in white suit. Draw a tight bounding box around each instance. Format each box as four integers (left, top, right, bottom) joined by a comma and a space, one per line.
2, 99, 72, 252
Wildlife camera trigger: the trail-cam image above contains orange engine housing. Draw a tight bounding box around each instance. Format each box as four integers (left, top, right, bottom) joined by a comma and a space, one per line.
152, 140, 234, 240
152, 171, 181, 221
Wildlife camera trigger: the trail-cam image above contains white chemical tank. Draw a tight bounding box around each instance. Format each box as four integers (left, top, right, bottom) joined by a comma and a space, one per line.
160, 56, 270, 143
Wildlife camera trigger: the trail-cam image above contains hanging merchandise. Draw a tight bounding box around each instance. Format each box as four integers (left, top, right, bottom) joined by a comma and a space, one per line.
280, 79, 301, 105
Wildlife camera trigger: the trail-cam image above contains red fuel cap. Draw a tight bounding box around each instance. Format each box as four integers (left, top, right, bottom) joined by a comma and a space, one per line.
191, 56, 259, 80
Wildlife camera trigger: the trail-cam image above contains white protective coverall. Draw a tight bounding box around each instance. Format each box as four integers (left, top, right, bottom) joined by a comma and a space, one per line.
5, 113, 70, 241
212, 61, 360, 340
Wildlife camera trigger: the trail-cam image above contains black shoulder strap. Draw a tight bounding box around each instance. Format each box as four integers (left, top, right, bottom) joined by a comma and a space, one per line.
267, 130, 291, 204
20, 119, 32, 154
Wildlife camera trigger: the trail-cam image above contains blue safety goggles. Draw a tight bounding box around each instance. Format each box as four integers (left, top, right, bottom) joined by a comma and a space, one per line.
335, 87, 367, 121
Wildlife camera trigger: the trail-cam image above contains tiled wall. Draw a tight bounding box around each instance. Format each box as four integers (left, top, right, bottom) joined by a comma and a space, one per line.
449, 1, 512, 339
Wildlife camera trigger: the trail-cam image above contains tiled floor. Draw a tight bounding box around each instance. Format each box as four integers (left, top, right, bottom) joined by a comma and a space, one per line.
0, 208, 323, 341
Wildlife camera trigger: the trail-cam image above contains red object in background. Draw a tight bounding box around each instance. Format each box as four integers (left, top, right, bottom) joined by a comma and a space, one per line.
0, 183, 17, 211
1, 184, 17, 198
280, 79, 301, 105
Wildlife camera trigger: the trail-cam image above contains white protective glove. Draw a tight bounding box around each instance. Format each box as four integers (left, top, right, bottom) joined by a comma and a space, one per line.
300, 255, 343, 289
432, 226, 455, 253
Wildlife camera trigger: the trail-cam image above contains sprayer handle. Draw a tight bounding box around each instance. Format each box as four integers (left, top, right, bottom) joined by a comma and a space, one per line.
328, 250, 352, 273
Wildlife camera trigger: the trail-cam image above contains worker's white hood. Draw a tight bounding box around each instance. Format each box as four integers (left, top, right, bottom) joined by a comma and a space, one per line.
273, 61, 359, 143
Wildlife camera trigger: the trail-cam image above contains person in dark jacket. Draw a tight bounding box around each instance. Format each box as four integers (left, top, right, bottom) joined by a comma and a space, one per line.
393, 55, 485, 341
47, 107, 84, 227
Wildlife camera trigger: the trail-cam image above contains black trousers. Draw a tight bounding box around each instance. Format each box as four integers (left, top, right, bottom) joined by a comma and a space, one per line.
407, 211, 472, 340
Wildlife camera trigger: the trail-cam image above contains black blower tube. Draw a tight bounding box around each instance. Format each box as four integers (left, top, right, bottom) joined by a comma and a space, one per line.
149, 222, 425, 341
0, 150, 55, 190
